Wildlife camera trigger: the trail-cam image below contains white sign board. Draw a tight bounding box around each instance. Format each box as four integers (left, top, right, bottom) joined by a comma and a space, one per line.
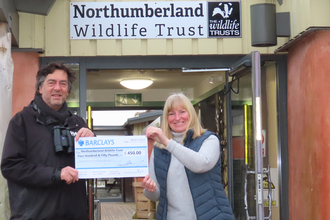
70, 1, 241, 39
75, 136, 148, 179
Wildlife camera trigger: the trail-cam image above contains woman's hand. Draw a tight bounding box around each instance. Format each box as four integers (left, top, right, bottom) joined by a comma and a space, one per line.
141, 174, 157, 192
146, 127, 170, 146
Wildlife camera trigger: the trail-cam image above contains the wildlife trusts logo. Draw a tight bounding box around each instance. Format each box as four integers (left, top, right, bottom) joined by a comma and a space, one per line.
208, 1, 241, 37
212, 2, 233, 18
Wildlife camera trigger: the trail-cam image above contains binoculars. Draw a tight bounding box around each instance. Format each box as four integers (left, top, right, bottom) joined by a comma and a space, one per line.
53, 126, 74, 153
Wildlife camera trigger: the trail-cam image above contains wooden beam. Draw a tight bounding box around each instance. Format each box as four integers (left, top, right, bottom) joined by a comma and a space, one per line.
0, 22, 12, 220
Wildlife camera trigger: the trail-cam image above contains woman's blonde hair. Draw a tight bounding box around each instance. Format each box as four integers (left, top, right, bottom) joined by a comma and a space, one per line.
160, 93, 205, 145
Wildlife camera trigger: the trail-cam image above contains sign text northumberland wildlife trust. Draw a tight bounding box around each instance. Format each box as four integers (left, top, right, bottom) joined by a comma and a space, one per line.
70, 1, 241, 39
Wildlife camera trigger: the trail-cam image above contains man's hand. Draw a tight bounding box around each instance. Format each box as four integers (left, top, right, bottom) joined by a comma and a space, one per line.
75, 127, 94, 141
61, 166, 79, 185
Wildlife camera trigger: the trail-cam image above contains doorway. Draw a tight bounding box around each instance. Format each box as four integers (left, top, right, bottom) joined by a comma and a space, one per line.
228, 54, 281, 220
40, 54, 288, 220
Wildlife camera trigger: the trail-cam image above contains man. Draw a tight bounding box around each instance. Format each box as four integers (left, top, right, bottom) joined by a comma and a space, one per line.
1, 62, 94, 220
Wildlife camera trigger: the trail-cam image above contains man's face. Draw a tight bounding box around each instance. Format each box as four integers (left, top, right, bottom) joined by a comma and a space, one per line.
39, 69, 69, 111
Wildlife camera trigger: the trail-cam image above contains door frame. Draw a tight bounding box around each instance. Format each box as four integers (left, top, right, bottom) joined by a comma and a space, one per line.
226, 53, 288, 220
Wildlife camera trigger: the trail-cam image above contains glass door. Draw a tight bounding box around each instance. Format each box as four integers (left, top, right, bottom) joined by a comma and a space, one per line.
231, 72, 255, 220
227, 52, 280, 220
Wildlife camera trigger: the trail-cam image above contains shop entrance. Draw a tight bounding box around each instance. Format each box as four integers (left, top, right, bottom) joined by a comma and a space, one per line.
40, 54, 288, 220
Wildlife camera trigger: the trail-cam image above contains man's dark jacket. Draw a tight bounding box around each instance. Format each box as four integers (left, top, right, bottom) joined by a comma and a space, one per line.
1, 97, 88, 220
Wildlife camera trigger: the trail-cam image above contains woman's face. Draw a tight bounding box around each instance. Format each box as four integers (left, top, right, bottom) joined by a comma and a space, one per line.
167, 105, 190, 133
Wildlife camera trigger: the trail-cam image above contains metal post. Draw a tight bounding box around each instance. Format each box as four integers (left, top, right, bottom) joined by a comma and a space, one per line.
251, 51, 264, 220
87, 106, 94, 220
79, 58, 87, 119
88, 179, 94, 220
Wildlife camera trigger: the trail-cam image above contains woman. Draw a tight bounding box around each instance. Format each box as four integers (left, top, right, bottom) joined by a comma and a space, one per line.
142, 93, 234, 220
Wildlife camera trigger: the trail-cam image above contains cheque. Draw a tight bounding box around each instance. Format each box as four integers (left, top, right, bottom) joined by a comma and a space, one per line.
75, 135, 148, 179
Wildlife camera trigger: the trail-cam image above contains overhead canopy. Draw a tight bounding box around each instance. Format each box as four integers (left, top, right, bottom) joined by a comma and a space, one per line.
13, 0, 57, 15
0, 0, 57, 46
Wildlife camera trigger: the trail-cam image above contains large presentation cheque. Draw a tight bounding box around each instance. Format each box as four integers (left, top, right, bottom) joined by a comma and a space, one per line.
75, 136, 148, 179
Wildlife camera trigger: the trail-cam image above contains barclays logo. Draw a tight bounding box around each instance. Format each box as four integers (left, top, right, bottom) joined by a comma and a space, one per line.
85, 139, 115, 146
77, 139, 115, 147
78, 139, 84, 146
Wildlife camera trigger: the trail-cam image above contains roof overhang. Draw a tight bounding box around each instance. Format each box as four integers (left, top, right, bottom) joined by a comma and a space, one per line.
13, 0, 57, 15
0, 0, 57, 47
0, 0, 19, 46
275, 27, 330, 53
